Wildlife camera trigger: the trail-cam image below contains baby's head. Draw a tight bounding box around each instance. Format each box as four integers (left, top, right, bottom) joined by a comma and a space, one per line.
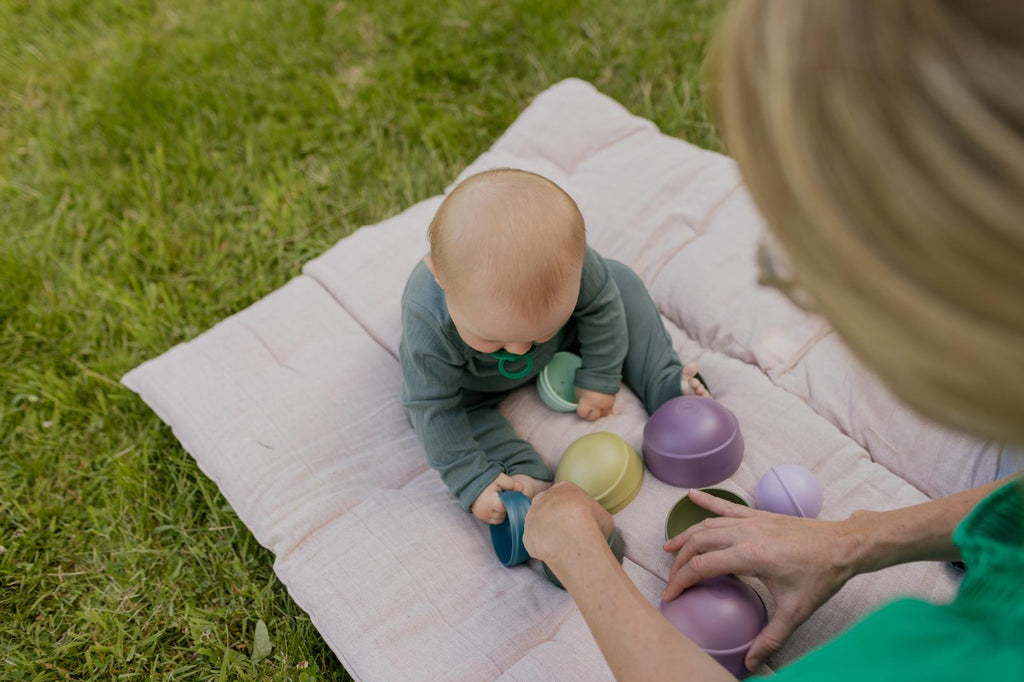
425, 169, 586, 355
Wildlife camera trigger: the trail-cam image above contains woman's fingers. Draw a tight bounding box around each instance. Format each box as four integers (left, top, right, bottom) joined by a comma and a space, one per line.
745, 614, 796, 672
687, 488, 758, 518
668, 518, 744, 562
664, 513, 746, 553
662, 490, 756, 553
743, 592, 822, 671
663, 543, 752, 599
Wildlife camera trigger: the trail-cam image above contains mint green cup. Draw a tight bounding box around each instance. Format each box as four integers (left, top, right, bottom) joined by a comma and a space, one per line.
538, 352, 582, 412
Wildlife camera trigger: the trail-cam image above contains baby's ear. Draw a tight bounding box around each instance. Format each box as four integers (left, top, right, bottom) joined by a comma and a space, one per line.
423, 254, 441, 285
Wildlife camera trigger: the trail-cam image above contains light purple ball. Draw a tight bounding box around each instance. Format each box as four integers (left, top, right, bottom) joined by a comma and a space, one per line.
755, 464, 823, 518
643, 396, 744, 488
658, 575, 767, 678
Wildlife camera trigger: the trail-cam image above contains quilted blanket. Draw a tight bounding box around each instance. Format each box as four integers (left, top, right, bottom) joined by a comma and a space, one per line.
123, 79, 1001, 681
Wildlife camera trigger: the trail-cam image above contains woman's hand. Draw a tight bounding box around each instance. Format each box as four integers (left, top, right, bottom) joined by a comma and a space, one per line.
523, 481, 614, 563
663, 489, 861, 671
526, 483, 736, 681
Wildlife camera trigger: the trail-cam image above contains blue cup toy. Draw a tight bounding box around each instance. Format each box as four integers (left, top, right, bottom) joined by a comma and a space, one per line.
491, 491, 533, 567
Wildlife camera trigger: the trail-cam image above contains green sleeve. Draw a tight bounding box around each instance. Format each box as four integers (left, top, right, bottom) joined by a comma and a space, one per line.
399, 302, 502, 512
572, 246, 628, 395
753, 598, 1021, 681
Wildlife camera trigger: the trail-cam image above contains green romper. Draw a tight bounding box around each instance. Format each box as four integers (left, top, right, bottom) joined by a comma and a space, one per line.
399, 245, 685, 511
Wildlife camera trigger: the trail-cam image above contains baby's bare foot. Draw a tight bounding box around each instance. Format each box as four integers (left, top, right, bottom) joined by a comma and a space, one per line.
681, 362, 712, 398
510, 474, 552, 499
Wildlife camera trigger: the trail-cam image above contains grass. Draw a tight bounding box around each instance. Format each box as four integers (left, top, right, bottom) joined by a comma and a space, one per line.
0, 0, 724, 678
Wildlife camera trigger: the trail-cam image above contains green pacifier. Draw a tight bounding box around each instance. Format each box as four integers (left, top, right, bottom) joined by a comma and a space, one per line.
490, 347, 535, 379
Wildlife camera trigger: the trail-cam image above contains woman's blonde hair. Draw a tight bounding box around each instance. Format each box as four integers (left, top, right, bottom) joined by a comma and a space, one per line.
710, 0, 1024, 444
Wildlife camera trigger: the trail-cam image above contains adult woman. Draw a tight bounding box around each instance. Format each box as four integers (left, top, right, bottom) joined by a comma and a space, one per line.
522, 1, 1024, 679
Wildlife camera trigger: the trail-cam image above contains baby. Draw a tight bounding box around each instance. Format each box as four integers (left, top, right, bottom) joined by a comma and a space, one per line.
399, 168, 709, 524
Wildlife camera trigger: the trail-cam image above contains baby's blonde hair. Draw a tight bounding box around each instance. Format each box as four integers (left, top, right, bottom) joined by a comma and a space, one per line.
711, 0, 1024, 443
428, 168, 586, 318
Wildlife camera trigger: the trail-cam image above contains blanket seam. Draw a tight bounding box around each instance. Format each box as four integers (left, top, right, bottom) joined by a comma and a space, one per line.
645, 180, 743, 287
299, 270, 401, 362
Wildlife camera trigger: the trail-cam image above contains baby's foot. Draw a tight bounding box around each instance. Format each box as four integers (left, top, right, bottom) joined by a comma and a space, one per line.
681, 362, 712, 398
510, 474, 552, 499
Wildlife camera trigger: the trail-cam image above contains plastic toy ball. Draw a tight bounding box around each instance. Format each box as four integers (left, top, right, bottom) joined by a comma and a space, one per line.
643, 396, 744, 488
537, 352, 582, 412
490, 491, 533, 567
658, 575, 768, 678
755, 464, 823, 518
555, 432, 644, 514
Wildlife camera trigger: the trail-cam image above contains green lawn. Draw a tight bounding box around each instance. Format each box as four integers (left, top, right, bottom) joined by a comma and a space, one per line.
1, 1, 723, 678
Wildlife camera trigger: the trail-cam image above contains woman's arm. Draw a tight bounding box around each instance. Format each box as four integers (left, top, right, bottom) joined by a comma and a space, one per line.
664, 474, 1020, 670
837, 475, 1015, 568
523, 482, 736, 682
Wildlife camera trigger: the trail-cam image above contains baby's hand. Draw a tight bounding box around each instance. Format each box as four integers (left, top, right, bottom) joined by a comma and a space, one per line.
575, 388, 616, 421
471, 473, 522, 525
510, 474, 552, 499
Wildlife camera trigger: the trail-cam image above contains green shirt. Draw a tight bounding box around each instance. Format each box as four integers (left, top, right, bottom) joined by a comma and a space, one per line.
399, 245, 628, 510
758, 480, 1024, 681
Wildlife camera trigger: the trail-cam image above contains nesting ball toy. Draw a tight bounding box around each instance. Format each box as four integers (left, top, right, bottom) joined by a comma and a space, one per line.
658, 575, 768, 678
537, 351, 582, 412
490, 491, 533, 567
555, 432, 644, 514
643, 396, 744, 488
755, 464, 823, 518
557, 432, 643, 512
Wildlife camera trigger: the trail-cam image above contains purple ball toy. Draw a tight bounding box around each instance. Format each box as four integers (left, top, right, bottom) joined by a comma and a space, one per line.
658, 575, 768, 678
643, 396, 744, 488
755, 464, 823, 518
